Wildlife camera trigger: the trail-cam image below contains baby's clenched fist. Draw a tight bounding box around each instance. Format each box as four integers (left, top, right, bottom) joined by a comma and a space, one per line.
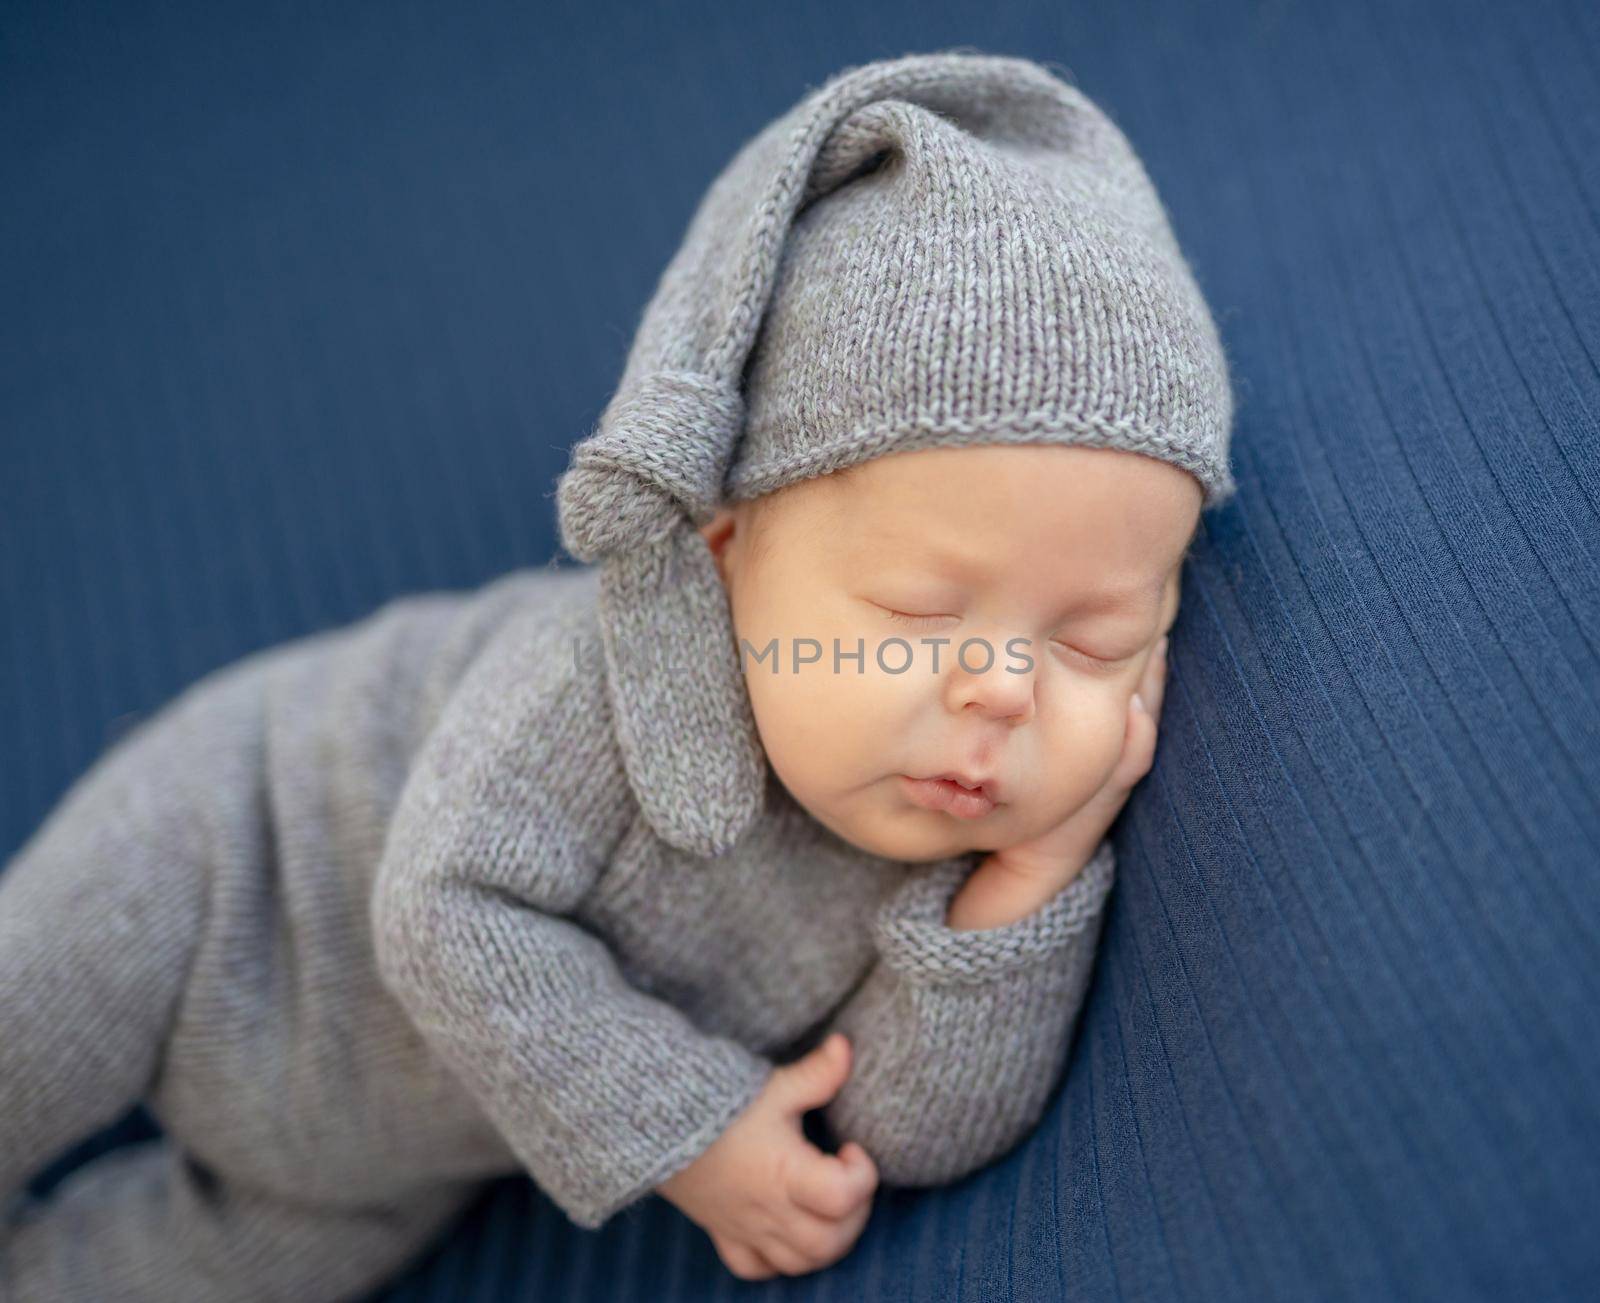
655, 1032, 878, 1280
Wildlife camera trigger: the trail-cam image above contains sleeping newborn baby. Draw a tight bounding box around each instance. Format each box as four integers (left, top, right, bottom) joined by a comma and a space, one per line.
669, 441, 1199, 1282
0, 51, 1235, 1300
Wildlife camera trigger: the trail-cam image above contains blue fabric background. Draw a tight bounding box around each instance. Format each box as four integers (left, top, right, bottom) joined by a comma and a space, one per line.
4, 1, 1597, 1299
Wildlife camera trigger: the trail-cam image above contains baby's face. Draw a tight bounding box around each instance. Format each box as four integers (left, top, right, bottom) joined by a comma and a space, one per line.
700, 444, 1202, 864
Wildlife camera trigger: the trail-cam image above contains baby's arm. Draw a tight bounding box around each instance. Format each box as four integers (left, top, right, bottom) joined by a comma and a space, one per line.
809, 841, 1115, 1188
369, 606, 773, 1232
373, 815, 776, 1231
812, 643, 1169, 1188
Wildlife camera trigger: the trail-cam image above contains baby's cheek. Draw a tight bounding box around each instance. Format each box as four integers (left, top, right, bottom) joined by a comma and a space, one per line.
1046, 692, 1131, 807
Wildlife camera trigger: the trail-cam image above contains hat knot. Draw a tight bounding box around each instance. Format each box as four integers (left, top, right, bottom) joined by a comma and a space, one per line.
557, 369, 745, 562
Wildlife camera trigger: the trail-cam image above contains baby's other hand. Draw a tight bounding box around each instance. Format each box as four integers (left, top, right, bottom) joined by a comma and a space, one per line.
654, 1032, 878, 1280
990, 633, 1171, 882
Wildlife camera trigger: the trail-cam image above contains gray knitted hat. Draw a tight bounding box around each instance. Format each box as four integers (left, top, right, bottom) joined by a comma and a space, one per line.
556, 50, 1236, 859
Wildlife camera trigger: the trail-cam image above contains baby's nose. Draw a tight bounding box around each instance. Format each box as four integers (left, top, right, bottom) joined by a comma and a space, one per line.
950, 642, 1036, 724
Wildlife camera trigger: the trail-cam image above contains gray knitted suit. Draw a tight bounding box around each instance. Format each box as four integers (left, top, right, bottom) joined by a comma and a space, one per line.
0, 49, 1233, 1303
0, 562, 1113, 1301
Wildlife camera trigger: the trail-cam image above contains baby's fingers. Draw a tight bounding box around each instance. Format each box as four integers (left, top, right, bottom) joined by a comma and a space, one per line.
1112, 636, 1168, 786
759, 1196, 873, 1276
787, 1140, 876, 1220
1139, 635, 1170, 723
711, 1230, 778, 1281
1113, 686, 1160, 791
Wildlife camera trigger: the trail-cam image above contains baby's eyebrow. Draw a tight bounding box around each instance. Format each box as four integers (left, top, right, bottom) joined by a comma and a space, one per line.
864, 542, 1161, 614
1063, 581, 1162, 615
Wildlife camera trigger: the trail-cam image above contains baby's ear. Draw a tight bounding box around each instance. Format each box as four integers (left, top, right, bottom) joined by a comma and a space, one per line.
698, 507, 738, 572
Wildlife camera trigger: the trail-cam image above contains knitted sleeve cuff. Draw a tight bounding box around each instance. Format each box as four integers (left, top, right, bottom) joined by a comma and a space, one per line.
873, 839, 1116, 987
561, 1041, 776, 1231
815, 838, 1116, 1186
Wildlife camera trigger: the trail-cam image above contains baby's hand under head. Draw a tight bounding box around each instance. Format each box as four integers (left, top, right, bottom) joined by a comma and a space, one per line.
987, 631, 1171, 884
655, 1032, 878, 1280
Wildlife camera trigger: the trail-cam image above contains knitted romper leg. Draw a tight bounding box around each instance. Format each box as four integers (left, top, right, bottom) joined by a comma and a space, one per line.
0, 690, 481, 1302
0, 1142, 475, 1303
0, 703, 208, 1208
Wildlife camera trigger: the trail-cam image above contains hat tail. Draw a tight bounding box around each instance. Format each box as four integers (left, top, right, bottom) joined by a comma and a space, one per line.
593, 518, 767, 858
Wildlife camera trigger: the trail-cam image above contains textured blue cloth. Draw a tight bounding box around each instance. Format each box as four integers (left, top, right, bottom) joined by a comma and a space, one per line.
3, 0, 1597, 1299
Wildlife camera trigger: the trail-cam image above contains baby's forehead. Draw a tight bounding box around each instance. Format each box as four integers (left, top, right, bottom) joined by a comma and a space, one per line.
741, 444, 1199, 575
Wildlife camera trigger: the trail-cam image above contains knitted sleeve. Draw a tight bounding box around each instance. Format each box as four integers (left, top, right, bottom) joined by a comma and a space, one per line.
369, 599, 775, 1231
815, 839, 1115, 1188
